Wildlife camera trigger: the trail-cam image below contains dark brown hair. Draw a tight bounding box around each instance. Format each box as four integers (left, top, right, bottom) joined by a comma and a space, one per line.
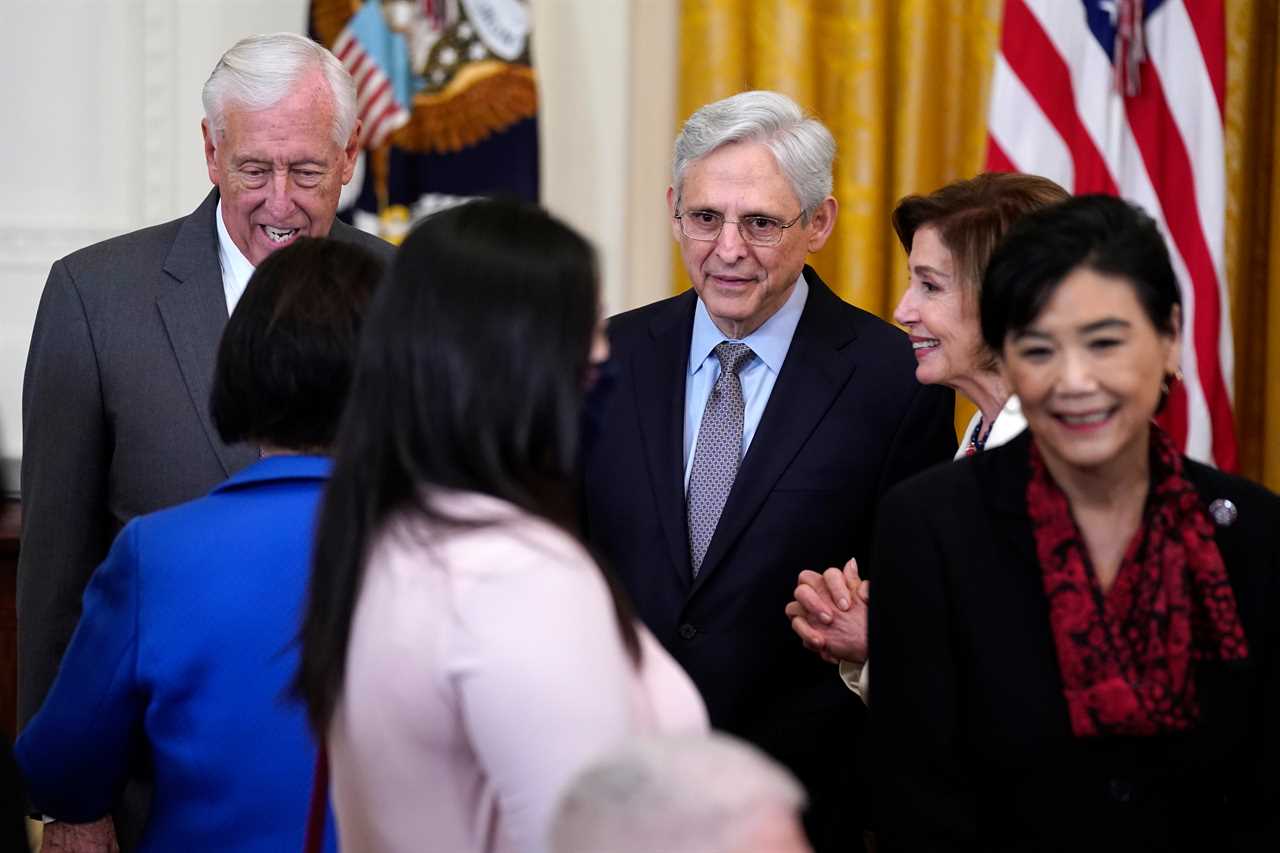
892, 172, 1070, 305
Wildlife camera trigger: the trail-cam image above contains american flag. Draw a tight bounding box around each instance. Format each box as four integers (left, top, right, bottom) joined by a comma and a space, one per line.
986, 0, 1236, 470
331, 2, 413, 150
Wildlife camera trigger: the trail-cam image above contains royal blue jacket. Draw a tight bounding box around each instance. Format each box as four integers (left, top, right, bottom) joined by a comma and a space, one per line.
16, 455, 335, 852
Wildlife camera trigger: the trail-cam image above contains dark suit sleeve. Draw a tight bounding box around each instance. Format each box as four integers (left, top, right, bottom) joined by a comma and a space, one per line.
13, 522, 145, 821
869, 482, 977, 852
868, 383, 957, 567
18, 259, 113, 729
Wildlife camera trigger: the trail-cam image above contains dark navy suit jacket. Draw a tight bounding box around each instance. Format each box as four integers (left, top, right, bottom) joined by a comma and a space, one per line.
582, 267, 958, 850
15, 456, 336, 853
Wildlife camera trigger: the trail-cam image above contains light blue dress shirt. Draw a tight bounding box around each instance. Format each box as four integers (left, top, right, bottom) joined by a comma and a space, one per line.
683, 273, 808, 490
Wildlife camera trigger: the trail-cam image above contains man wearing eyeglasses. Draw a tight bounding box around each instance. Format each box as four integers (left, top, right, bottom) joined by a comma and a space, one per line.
581, 91, 957, 852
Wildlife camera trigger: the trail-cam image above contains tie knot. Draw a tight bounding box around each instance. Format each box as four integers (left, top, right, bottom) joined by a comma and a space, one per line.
714, 341, 754, 376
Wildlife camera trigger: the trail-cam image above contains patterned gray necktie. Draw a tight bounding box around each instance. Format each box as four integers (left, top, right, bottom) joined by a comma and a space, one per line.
687, 341, 755, 576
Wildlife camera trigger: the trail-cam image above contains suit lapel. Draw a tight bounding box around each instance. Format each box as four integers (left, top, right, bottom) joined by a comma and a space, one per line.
978, 432, 1046, 586
156, 189, 257, 477
691, 270, 860, 591
632, 292, 698, 589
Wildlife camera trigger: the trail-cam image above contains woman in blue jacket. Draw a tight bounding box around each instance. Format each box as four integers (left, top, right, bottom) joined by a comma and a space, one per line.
15, 237, 383, 852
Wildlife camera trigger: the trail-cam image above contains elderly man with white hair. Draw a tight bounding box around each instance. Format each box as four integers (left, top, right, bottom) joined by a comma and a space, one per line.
551, 733, 813, 853
18, 31, 391, 850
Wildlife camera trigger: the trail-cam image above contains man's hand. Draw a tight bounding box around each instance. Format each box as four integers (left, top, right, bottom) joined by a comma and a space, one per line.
785, 557, 870, 664
39, 817, 119, 853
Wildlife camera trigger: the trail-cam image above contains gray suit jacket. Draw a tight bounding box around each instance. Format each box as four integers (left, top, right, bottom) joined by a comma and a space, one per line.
18, 188, 393, 731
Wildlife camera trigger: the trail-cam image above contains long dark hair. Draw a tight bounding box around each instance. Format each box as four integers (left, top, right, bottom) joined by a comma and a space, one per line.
295, 198, 639, 732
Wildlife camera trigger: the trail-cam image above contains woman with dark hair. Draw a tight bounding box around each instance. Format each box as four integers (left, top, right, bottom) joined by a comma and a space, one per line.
870, 195, 1279, 851
13, 237, 383, 852
786, 172, 1068, 698
295, 199, 707, 853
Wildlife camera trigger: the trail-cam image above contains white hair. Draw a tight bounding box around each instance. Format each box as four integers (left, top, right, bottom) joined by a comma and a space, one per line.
201, 32, 357, 147
550, 734, 808, 853
672, 90, 835, 218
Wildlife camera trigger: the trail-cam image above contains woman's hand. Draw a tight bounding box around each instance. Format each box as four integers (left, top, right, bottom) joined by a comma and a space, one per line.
785, 558, 870, 665
39, 817, 119, 853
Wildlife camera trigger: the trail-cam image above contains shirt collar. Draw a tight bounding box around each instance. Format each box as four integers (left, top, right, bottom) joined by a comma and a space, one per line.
215, 199, 255, 308
689, 271, 808, 375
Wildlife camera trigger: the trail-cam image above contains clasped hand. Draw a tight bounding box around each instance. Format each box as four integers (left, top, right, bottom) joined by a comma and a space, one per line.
784, 557, 870, 665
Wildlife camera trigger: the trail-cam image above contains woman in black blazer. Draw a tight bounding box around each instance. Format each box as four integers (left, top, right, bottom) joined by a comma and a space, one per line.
869, 195, 1279, 852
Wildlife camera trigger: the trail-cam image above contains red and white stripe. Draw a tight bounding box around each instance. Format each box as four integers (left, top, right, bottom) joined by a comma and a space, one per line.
332, 28, 411, 150
987, 0, 1236, 470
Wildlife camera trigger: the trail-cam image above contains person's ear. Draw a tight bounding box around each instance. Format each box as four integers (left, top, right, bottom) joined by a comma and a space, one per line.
340, 121, 362, 185
805, 196, 838, 253
1163, 303, 1183, 376
667, 185, 682, 242
202, 119, 220, 186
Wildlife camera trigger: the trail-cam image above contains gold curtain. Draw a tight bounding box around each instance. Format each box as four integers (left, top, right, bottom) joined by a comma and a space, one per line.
678, 0, 1280, 489
1226, 0, 1280, 491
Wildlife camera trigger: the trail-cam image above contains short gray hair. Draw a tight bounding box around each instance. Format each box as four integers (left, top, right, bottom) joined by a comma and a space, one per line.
550, 734, 808, 853
202, 32, 357, 148
672, 90, 835, 218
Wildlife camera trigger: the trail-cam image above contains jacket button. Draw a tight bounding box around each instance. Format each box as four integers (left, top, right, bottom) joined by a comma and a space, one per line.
678, 623, 697, 641
1106, 778, 1133, 804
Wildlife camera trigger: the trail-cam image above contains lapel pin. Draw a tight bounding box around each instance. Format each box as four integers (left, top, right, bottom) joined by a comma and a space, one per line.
1207, 498, 1237, 527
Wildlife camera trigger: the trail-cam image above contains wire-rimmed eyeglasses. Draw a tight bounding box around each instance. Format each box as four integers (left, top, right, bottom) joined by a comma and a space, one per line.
673, 209, 804, 247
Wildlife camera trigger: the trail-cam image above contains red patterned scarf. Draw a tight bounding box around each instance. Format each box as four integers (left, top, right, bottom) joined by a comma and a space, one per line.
1026, 425, 1249, 737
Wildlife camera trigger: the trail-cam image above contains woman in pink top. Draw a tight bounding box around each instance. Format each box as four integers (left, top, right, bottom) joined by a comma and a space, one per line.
295, 199, 708, 853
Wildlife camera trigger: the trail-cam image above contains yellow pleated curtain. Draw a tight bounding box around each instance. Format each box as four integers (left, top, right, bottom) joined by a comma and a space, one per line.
676, 0, 1280, 491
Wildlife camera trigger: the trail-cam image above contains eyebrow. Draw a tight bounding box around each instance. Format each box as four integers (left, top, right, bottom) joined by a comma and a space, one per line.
685, 205, 785, 220
232, 155, 328, 167
1079, 318, 1131, 334
910, 264, 952, 279
1014, 317, 1133, 340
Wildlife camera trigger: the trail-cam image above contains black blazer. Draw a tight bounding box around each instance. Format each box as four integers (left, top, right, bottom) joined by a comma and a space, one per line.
869, 429, 1280, 853
582, 267, 957, 848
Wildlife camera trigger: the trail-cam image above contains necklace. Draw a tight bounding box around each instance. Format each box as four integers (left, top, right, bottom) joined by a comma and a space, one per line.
966, 411, 998, 456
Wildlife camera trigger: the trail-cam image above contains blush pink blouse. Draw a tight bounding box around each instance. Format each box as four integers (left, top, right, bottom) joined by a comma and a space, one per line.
328, 492, 709, 853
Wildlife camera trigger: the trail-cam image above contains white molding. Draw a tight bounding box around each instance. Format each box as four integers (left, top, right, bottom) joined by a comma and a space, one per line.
142, 0, 179, 224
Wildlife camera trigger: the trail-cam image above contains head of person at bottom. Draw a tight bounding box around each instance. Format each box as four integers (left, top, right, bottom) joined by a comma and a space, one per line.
550, 733, 812, 853
669, 90, 839, 340
295, 197, 617, 732
210, 236, 384, 453
981, 193, 1182, 485
890, 172, 1068, 425
201, 32, 362, 266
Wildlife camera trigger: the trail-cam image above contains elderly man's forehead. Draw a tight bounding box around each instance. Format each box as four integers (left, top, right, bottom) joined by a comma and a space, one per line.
679, 144, 798, 203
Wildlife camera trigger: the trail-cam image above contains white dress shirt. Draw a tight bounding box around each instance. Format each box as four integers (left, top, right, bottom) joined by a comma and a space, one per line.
214, 200, 255, 315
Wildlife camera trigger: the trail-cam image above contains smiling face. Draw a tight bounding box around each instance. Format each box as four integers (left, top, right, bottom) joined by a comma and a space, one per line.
892, 225, 990, 391
202, 70, 359, 266
669, 141, 836, 339
1003, 266, 1180, 476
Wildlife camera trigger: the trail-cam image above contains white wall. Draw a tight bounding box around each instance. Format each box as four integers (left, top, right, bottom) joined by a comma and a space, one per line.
534, 0, 678, 316
0, 0, 676, 492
